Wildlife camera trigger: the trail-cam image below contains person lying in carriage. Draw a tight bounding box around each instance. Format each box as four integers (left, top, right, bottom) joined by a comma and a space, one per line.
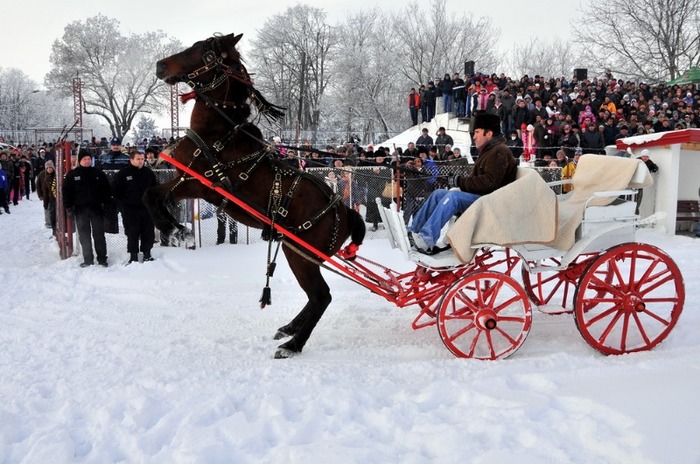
409, 112, 518, 254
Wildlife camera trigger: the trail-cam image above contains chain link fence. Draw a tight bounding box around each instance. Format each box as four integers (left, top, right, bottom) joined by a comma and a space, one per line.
58, 160, 561, 259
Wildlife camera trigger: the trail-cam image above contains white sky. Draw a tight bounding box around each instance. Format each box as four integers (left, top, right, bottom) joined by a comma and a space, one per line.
2, 0, 573, 85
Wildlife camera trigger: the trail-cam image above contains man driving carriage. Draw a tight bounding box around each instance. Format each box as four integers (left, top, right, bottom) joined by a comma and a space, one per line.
409, 113, 518, 254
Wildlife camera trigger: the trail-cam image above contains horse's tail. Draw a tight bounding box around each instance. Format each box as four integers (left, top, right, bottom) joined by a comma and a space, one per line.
347, 207, 366, 245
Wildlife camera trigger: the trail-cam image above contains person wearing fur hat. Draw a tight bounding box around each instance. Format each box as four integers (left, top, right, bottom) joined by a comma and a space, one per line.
62, 150, 112, 267
409, 113, 517, 254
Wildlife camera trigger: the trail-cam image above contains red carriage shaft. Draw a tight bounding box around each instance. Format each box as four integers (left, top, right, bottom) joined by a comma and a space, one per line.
159, 152, 401, 299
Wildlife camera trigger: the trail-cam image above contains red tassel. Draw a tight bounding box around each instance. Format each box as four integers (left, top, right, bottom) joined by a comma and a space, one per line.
180, 91, 197, 104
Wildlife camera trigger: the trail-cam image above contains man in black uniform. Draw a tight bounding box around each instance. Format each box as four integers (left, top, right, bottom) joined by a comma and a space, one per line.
62, 150, 112, 267
98, 137, 130, 169
112, 150, 159, 264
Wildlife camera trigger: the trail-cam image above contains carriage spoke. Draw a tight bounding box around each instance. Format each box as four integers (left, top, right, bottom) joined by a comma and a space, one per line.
540, 277, 564, 303
638, 270, 674, 296
631, 311, 652, 346
484, 330, 497, 359
640, 306, 674, 325
467, 330, 482, 358
609, 258, 630, 293
633, 254, 657, 292
627, 251, 638, 292
453, 290, 478, 314
594, 309, 624, 345
588, 274, 623, 298
478, 279, 502, 308
447, 321, 477, 343
492, 295, 522, 315
583, 302, 622, 326
497, 315, 527, 324
494, 326, 518, 345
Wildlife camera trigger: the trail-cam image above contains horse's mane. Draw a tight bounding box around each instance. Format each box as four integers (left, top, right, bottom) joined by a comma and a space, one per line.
250, 86, 285, 122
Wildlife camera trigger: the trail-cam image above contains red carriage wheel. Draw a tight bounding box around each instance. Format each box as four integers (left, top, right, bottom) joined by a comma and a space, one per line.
436, 271, 532, 360
521, 254, 612, 315
574, 243, 684, 355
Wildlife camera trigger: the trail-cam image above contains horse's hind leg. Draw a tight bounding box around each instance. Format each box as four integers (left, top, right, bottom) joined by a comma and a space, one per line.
144, 181, 179, 237
143, 181, 194, 247
274, 303, 310, 340
274, 251, 332, 358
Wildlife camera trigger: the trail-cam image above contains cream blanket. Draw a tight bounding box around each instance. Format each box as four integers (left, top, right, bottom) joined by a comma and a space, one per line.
445, 155, 653, 264
545, 154, 652, 251
446, 167, 558, 263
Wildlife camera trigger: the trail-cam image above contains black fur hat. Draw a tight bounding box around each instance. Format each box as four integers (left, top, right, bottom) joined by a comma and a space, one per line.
472, 113, 501, 136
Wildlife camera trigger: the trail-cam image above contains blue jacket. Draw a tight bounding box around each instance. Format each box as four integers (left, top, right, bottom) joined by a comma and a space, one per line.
0, 169, 7, 190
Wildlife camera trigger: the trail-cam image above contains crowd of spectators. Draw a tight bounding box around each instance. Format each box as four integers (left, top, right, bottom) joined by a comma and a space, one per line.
408, 71, 700, 160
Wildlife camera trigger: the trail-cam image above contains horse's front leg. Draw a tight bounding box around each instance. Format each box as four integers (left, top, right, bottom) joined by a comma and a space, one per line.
274, 250, 332, 359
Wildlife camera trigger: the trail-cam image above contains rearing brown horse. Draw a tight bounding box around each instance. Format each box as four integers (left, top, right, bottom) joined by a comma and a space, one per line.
146, 33, 365, 358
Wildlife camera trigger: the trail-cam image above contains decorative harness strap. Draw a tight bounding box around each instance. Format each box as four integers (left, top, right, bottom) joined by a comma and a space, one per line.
185, 128, 234, 190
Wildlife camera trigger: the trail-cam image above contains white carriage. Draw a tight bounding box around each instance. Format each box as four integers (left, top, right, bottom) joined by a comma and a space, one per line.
377, 154, 684, 360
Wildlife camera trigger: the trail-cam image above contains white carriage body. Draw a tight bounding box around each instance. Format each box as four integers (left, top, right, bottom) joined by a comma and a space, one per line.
379, 155, 657, 271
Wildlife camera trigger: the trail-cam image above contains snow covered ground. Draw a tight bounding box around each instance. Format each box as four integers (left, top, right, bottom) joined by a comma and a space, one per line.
1, 198, 699, 463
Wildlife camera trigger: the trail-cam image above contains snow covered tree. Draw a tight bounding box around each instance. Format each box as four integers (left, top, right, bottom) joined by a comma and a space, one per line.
574, 0, 700, 82
391, 0, 502, 86
45, 14, 182, 140
508, 38, 581, 80
132, 115, 158, 144
249, 5, 335, 140
328, 8, 405, 143
0, 68, 74, 143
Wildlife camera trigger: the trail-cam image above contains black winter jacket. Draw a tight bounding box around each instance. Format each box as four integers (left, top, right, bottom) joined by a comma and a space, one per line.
455, 136, 518, 195
62, 166, 112, 209
112, 164, 159, 208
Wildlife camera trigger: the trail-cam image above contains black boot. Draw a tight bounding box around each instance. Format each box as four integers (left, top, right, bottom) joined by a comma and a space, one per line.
127, 253, 138, 265
143, 252, 154, 262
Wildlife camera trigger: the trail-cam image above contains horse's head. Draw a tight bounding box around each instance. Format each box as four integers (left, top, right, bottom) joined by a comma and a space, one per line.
156, 33, 244, 87
156, 33, 284, 122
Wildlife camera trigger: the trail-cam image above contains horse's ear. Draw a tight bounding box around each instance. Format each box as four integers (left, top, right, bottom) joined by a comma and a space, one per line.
232, 33, 243, 45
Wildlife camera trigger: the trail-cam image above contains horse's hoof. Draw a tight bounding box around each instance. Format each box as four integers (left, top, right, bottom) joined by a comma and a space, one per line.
184, 232, 195, 249
274, 347, 296, 359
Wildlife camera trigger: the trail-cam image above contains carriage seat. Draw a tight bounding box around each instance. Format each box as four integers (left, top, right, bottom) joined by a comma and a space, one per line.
544, 155, 652, 252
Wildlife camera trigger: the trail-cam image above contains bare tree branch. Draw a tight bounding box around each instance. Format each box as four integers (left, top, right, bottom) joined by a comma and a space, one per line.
45, 14, 181, 139
574, 0, 700, 82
